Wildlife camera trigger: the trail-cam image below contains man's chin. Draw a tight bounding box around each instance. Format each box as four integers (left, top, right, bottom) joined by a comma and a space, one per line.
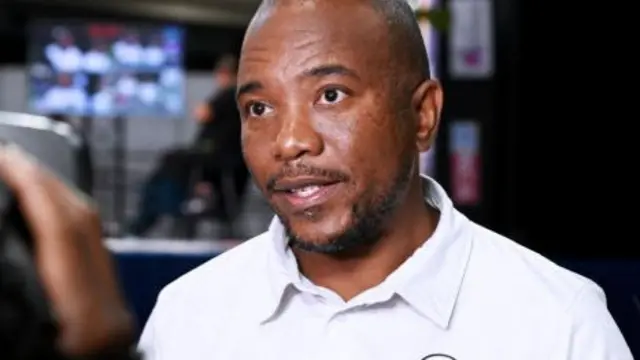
284, 222, 349, 254
278, 206, 363, 252
279, 207, 346, 234
288, 236, 347, 254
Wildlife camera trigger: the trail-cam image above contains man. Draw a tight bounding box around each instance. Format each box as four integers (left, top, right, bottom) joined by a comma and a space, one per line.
189, 55, 249, 237
137, 1, 632, 359
0, 1, 631, 359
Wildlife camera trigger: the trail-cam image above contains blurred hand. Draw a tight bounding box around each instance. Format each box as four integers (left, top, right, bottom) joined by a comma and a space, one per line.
0, 144, 134, 357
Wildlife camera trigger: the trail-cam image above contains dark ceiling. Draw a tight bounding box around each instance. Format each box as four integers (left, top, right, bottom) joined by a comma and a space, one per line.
12, 0, 260, 26
0, 0, 256, 69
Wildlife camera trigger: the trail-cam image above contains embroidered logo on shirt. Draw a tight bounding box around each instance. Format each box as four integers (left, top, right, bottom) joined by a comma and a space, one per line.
421, 354, 456, 360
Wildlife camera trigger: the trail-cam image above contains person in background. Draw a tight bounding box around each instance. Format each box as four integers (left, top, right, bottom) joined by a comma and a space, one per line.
113, 31, 143, 68
189, 55, 249, 238
45, 27, 83, 73
40, 74, 87, 116
127, 57, 247, 239
127, 59, 244, 239
143, 34, 166, 68
83, 41, 113, 74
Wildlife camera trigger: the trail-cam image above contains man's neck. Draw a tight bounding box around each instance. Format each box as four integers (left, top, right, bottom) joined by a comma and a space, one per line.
293, 176, 439, 301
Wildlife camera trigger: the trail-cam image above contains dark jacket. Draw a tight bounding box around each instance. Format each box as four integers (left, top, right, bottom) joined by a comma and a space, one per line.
193, 86, 244, 169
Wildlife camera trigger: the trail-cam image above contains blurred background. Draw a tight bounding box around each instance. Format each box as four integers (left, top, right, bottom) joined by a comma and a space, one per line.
0, 0, 637, 356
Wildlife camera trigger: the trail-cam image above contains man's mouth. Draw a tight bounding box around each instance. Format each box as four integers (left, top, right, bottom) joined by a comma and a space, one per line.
287, 185, 324, 198
272, 178, 343, 210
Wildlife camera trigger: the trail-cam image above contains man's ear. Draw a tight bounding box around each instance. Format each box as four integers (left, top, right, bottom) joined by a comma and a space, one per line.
412, 79, 443, 152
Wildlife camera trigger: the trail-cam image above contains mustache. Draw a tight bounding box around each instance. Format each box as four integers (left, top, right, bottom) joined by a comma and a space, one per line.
266, 163, 349, 193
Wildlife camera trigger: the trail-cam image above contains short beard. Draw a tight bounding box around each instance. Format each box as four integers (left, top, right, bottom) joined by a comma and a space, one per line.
283, 156, 415, 255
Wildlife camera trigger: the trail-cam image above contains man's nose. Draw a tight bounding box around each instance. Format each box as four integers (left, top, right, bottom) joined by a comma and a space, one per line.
273, 109, 323, 162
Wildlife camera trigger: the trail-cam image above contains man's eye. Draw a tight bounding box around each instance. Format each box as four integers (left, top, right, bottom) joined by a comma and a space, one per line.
318, 88, 347, 105
247, 102, 271, 117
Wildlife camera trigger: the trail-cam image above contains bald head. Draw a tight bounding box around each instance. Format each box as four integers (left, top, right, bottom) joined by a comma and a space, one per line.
238, 0, 443, 255
249, 0, 430, 86
370, 0, 431, 80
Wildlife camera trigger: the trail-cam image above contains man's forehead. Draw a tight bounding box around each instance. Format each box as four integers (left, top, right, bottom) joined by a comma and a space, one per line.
240, 2, 387, 71
250, 1, 382, 35
257, 0, 376, 13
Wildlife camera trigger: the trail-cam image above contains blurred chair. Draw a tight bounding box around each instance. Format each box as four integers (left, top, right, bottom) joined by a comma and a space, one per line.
127, 149, 191, 237
176, 159, 249, 239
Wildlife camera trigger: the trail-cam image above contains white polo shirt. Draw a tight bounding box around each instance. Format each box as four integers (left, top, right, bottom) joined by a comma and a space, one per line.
138, 177, 632, 360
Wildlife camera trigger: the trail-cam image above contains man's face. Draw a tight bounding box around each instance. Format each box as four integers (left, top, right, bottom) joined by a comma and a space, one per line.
238, 2, 428, 252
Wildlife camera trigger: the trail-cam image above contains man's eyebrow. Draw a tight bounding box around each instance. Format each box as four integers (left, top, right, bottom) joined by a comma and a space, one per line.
236, 64, 358, 99
302, 64, 361, 80
236, 81, 263, 100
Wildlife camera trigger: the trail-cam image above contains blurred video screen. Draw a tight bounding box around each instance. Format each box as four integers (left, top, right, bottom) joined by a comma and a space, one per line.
28, 20, 185, 118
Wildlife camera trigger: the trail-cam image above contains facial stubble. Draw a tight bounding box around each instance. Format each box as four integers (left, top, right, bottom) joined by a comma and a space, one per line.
282, 155, 415, 255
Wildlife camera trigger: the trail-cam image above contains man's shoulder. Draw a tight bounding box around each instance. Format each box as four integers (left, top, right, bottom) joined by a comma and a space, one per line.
138, 232, 275, 353
158, 232, 272, 303
465, 223, 631, 357
466, 221, 600, 310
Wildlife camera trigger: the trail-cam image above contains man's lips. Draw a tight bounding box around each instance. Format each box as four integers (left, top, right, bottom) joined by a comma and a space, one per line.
271, 177, 340, 192
271, 177, 344, 210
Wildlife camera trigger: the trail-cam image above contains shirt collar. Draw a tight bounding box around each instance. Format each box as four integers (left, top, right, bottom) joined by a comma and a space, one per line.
251, 218, 298, 324
393, 177, 473, 328
256, 176, 473, 328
